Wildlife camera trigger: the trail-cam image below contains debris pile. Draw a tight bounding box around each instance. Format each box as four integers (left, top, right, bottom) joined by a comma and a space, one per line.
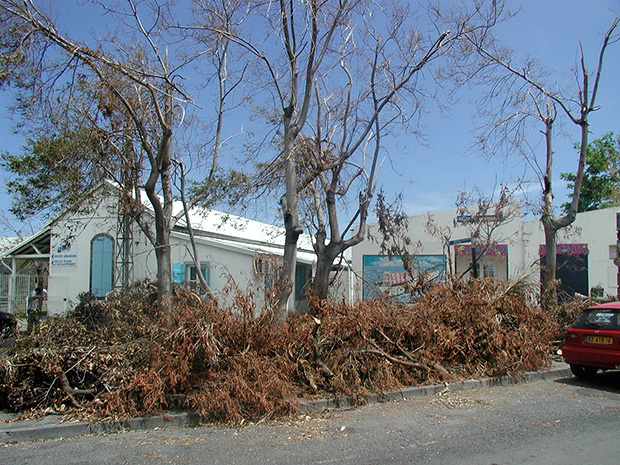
306, 278, 558, 400
0, 278, 564, 423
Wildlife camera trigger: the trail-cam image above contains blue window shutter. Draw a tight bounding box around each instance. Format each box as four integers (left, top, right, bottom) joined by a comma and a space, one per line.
173, 264, 186, 283
91, 235, 114, 297
295, 264, 310, 300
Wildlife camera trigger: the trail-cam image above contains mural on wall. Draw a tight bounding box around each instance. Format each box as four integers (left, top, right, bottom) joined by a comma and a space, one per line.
362, 255, 446, 302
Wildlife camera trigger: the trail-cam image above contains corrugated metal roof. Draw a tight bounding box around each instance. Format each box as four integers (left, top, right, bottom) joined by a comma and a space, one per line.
1, 225, 52, 258
173, 201, 314, 252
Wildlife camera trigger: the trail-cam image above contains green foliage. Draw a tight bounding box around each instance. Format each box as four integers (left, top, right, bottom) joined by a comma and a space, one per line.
189, 169, 252, 209
1, 127, 112, 219
561, 132, 620, 214
0, 14, 29, 89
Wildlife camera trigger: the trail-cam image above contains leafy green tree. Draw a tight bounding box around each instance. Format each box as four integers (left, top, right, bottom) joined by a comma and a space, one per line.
0, 1, 234, 319
561, 132, 620, 213
1, 123, 120, 219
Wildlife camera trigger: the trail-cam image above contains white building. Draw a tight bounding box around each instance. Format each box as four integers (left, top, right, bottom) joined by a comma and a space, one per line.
3, 189, 619, 315
1, 184, 316, 316
350, 200, 620, 303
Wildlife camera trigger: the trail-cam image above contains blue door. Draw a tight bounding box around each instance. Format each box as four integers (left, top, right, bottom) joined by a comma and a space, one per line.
91, 235, 114, 297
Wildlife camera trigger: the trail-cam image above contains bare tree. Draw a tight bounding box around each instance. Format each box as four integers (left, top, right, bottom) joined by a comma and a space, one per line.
467, 18, 619, 308
302, 0, 514, 302
299, 17, 453, 301
173, 2, 244, 297
190, 0, 357, 319
0, 211, 34, 239
453, 185, 520, 280
197, 0, 508, 313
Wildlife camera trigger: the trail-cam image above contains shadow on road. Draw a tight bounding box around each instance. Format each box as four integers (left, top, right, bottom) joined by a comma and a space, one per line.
554, 369, 620, 393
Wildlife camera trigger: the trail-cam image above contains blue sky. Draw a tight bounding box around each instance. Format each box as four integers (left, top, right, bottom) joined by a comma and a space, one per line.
397, 0, 620, 217
0, 0, 619, 237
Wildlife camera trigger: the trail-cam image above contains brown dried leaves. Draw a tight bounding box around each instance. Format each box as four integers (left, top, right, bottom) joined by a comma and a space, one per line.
0, 278, 562, 423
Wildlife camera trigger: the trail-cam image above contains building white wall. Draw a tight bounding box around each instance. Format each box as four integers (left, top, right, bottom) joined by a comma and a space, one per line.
350, 200, 527, 301
170, 234, 262, 296
47, 197, 121, 314
44, 192, 315, 315
350, 201, 620, 302
46, 207, 269, 314
37, 189, 620, 313
522, 206, 620, 298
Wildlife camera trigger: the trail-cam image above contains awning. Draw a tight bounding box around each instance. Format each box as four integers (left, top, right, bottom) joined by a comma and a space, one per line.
454, 244, 508, 257
538, 243, 589, 256
1, 225, 52, 259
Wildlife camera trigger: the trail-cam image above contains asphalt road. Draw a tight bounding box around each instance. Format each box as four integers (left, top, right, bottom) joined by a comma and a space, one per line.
1, 371, 619, 465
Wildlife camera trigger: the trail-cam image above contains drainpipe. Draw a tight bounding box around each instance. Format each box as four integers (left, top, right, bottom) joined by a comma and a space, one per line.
348, 259, 354, 304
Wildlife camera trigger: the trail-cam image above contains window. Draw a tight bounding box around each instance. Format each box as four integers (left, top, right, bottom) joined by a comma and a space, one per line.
477, 262, 495, 280
173, 264, 186, 283
188, 264, 210, 286
173, 263, 210, 290
572, 309, 620, 331
254, 254, 278, 294
295, 263, 312, 301
253, 255, 312, 301
90, 235, 114, 297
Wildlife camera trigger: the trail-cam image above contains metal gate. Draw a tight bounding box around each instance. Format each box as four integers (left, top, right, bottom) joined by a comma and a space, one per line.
0, 274, 38, 315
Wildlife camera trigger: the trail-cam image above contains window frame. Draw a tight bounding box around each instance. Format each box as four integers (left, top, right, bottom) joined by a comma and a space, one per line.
187, 262, 210, 287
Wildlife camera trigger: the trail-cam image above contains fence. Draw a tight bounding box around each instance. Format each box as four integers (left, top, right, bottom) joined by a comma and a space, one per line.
0, 274, 39, 315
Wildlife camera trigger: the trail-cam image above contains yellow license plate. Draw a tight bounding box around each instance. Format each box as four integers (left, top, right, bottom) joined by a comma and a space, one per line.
585, 336, 613, 345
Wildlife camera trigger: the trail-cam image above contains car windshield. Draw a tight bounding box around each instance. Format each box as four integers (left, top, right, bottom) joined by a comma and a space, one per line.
572, 308, 620, 331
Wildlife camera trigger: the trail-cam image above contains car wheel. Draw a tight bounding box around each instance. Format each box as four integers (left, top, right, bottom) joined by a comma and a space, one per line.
570, 364, 599, 380
1, 324, 11, 339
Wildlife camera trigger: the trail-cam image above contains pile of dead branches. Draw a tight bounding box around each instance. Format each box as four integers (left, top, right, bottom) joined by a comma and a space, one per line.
0, 278, 566, 423
305, 278, 559, 401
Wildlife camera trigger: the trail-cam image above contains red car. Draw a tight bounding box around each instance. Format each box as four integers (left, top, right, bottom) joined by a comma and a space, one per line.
562, 302, 620, 379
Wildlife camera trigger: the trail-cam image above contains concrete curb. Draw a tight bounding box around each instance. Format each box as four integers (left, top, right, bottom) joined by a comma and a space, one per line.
0, 363, 572, 444
299, 363, 571, 412
0, 412, 208, 445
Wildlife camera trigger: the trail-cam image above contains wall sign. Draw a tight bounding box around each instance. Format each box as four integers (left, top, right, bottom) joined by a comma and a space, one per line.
51, 242, 78, 267
538, 243, 589, 256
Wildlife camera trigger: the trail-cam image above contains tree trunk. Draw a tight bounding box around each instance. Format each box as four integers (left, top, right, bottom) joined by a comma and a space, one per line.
541, 217, 558, 309
277, 206, 301, 320
312, 245, 339, 302
145, 122, 174, 321
540, 115, 559, 310
311, 188, 339, 302
154, 221, 172, 318
312, 264, 330, 301
539, 115, 581, 310
276, 116, 302, 321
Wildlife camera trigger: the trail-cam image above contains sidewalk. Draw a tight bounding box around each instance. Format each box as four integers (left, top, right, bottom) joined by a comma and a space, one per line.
0, 362, 572, 444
